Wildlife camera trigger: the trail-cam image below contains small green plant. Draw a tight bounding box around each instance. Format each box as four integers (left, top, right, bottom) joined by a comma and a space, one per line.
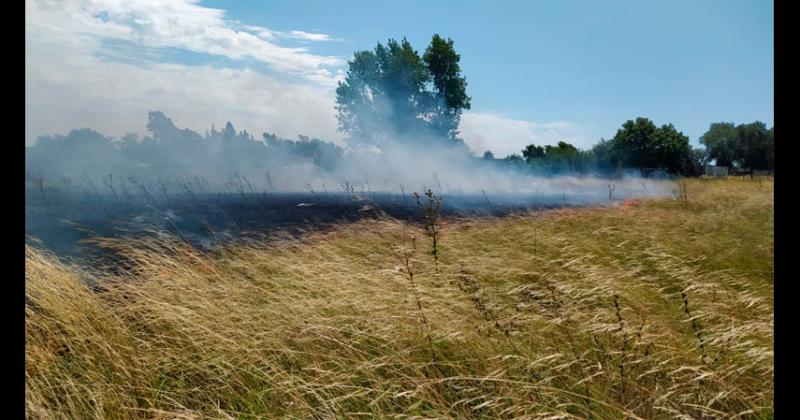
413, 189, 442, 266
392, 225, 436, 363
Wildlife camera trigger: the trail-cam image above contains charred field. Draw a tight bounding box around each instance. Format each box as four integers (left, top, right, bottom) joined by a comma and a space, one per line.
25, 181, 639, 260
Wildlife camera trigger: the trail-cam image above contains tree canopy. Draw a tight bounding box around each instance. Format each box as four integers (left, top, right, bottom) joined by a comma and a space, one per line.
600, 118, 694, 175
520, 141, 595, 174
699, 122, 738, 168
26, 111, 346, 183
335, 35, 471, 150
699, 121, 773, 172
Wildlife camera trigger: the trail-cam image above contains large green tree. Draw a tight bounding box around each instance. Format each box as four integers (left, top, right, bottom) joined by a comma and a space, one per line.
604, 117, 693, 175
699, 122, 738, 168
522, 144, 545, 162
736, 121, 773, 172
591, 139, 619, 173
423, 34, 471, 143
335, 35, 470, 149
699, 121, 774, 172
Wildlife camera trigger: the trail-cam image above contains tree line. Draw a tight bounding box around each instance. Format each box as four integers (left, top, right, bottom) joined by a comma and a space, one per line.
484, 117, 774, 177
27, 34, 774, 182
26, 111, 346, 184
332, 34, 773, 177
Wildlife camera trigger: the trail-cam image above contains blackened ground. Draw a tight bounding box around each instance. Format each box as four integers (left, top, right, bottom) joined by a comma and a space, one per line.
26, 189, 595, 262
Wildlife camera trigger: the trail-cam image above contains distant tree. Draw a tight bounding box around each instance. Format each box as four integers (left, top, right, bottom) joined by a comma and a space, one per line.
652, 124, 693, 175
699, 122, 738, 167
543, 141, 580, 159
262, 132, 344, 171
335, 35, 470, 150
119, 133, 146, 163
591, 139, 619, 174
688, 147, 708, 176
735, 121, 772, 173
605, 117, 693, 175
222, 121, 237, 141
144, 111, 211, 177
28, 128, 123, 179
482, 150, 495, 160
26, 111, 349, 186
500, 153, 526, 173
767, 126, 774, 173
699, 121, 774, 173
292, 135, 344, 171
522, 144, 545, 162
521, 141, 595, 175
35, 128, 114, 152
692, 147, 709, 166
146, 111, 203, 147
120, 133, 139, 146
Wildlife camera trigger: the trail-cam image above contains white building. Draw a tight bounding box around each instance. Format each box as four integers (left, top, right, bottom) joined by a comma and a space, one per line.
704, 165, 729, 177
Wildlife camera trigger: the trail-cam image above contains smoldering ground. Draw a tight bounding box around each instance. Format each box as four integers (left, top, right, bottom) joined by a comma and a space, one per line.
25, 111, 676, 258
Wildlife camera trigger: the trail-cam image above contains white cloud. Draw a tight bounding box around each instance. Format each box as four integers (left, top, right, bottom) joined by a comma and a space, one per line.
459, 112, 593, 157
25, 0, 345, 146
238, 26, 340, 43
26, 0, 343, 84
286, 31, 336, 42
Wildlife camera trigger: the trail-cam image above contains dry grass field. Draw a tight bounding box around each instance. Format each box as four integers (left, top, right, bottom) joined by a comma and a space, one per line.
26, 177, 773, 419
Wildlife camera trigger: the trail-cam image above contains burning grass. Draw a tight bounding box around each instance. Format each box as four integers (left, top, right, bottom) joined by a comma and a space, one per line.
26, 177, 773, 418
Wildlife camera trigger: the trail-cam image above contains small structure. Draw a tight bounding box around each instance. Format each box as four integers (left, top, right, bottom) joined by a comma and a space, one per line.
705, 165, 729, 177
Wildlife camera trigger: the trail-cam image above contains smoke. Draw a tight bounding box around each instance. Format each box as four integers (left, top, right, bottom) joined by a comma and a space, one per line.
25, 110, 674, 203
25, 110, 677, 259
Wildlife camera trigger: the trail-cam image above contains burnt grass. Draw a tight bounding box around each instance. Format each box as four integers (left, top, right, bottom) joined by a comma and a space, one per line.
26, 189, 589, 264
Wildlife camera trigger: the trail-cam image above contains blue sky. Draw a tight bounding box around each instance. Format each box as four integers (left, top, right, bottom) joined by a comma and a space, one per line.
26, 0, 773, 157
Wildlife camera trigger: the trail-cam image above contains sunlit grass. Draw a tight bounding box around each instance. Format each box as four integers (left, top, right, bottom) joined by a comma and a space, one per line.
26, 177, 773, 418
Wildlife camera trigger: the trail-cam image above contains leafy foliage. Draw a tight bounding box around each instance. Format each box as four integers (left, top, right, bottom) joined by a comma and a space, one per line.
423, 34, 472, 142
699, 122, 738, 168
700, 121, 774, 173
522, 141, 596, 175
25, 111, 345, 182
604, 118, 694, 175
335, 35, 470, 149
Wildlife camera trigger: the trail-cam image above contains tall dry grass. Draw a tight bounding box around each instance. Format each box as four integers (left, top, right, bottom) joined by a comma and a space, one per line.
26, 177, 773, 418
